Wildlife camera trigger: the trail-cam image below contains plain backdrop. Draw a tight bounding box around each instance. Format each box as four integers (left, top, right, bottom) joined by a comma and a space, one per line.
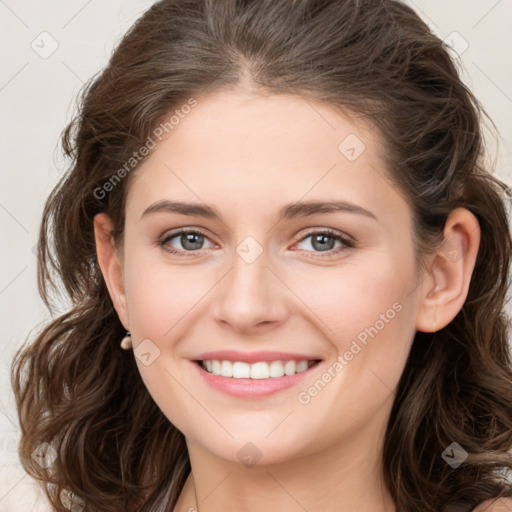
1, 1, 511, 510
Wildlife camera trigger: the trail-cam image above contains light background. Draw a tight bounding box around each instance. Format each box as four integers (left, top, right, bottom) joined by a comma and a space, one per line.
0, 1, 511, 510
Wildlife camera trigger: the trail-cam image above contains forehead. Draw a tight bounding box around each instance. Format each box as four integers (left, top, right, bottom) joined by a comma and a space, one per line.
125, 89, 408, 226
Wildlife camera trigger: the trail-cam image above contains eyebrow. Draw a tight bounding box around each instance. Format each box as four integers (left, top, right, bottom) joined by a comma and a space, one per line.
140, 199, 377, 221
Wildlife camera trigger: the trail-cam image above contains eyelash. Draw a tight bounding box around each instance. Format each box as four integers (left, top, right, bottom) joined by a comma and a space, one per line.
158, 227, 355, 258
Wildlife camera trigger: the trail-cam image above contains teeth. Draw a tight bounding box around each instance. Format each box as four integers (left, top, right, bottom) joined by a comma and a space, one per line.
212, 360, 221, 375
221, 360, 233, 377
284, 360, 296, 376
233, 362, 251, 378
269, 360, 285, 377
201, 359, 316, 379
251, 362, 269, 379
296, 360, 309, 373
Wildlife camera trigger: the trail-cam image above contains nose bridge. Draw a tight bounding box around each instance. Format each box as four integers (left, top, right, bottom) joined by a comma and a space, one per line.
213, 236, 287, 331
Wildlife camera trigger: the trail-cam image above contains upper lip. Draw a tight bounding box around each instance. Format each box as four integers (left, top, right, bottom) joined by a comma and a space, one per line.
193, 350, 322, 364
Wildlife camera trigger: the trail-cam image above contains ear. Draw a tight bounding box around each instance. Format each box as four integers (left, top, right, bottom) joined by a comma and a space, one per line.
415, 207, 481, 332
93, 213, 130, 330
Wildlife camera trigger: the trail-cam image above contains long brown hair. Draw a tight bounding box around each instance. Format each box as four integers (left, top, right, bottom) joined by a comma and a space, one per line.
11, 1, 512, 510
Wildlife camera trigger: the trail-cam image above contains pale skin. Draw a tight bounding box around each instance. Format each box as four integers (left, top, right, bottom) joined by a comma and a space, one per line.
93, 88, 498, 511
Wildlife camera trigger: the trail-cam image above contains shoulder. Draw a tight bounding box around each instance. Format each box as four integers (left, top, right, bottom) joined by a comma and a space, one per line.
472, 498, 512, 511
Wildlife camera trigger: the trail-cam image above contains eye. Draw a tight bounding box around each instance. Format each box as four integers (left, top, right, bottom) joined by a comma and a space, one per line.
159, 228, 215, 256
158, 227, 354, 258
293, 229, 354, 257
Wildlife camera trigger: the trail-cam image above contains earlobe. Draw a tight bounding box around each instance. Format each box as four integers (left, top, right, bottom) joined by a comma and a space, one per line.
415, 208, 481, 333
93, 213, 129, 329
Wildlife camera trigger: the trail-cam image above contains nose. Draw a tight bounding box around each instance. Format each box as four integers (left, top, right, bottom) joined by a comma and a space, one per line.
212, 242, 289, 336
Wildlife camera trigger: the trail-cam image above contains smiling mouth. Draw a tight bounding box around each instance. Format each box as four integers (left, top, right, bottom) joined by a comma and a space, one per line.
196, 359, 322, 379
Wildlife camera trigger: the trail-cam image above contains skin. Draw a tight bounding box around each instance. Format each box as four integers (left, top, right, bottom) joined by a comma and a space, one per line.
94, 88, 482, 512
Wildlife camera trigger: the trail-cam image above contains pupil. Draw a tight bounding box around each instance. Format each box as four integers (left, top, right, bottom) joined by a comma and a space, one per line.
312, 234, 334, 251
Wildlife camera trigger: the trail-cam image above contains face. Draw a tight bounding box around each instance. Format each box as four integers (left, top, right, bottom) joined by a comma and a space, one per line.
112, 89, 423, 465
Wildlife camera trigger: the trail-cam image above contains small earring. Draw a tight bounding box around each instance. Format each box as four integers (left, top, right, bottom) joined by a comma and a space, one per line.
120, 331, 132, 350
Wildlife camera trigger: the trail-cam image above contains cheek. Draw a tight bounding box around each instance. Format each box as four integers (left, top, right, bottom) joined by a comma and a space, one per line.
291, 252, 417, 407
121, 251, 213, 428
290, 253, 414, 349
123, 250, 214, 339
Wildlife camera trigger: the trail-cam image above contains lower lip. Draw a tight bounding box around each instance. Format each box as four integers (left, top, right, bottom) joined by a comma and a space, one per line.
192, 361, 322, 398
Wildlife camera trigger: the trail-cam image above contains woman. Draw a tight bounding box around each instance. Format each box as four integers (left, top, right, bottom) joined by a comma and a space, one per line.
11, 0, 512, 511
